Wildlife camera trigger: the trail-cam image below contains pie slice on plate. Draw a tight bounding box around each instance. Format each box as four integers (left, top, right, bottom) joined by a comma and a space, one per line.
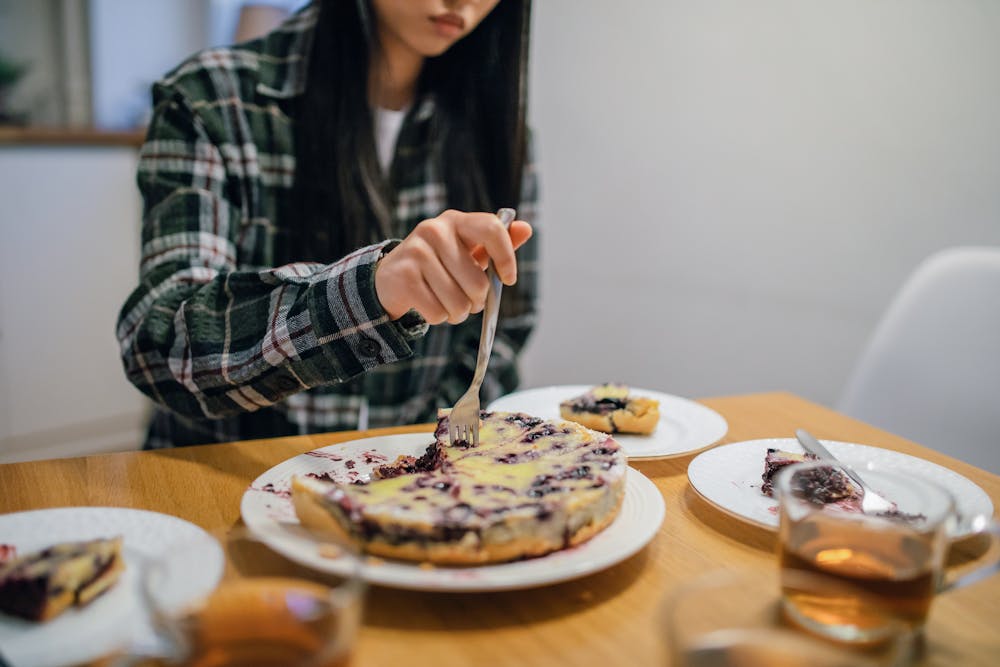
559, 383, 660, 435
0, 536, 125, 622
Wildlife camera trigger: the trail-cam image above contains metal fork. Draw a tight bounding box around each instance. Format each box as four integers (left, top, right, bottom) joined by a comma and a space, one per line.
795, 429, 895, 514
448, 207, 517, 446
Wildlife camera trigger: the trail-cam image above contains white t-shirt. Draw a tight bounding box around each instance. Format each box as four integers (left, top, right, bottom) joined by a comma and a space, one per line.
374, 106, 408, 173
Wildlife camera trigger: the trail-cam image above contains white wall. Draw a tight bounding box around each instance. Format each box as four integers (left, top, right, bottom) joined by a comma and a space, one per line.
522, 0, 1000, 407
0, 147, 148, 462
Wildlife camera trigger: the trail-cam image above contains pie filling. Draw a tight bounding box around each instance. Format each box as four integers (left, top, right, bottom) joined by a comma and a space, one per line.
761, 448, 818, 497
562, 383, 631, 415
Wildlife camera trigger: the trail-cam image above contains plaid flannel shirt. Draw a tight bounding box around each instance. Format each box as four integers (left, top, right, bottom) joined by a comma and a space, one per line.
116, 5, 539, 448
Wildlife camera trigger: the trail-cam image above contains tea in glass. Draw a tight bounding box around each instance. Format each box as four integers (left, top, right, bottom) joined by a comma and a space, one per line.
154, 576, 356, 667
775, 460, 1000, 644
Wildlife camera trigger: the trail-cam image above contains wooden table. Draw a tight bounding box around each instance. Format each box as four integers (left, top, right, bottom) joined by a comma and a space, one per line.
2, 392, 998, 666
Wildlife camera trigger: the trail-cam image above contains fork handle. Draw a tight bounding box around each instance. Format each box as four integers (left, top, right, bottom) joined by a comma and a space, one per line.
795, 429, 869, 491
468, 208, 516, 393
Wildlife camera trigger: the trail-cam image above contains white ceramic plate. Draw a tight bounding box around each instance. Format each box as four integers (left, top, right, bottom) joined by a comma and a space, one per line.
687, 438, 994, 537
241, 433, 665, 592
0, 507, 224, 667
487, 385, 728, 460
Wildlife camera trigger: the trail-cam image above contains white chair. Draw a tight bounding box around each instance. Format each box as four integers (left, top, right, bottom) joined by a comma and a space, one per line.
837, 246, 1000, 474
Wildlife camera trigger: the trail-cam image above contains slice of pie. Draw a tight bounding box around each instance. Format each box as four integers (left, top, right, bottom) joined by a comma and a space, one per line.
292, 410, 627, 565
761, 448, 864, 507
0, 536, 125, 622
761, 448, 818, 497
559, 383, 660, 435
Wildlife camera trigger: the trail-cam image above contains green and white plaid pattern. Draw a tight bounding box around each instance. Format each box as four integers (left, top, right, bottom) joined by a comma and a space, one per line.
116, 4, 539, 448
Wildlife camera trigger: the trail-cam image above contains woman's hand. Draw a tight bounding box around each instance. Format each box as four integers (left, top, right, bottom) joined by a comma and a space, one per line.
375, 209, 533, 324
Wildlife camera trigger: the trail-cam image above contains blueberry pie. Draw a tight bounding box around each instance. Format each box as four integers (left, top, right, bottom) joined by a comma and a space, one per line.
761, 448, 865, 508
559, 383, 660, 435
292, 410, 627, 564
0, 537, 124, 622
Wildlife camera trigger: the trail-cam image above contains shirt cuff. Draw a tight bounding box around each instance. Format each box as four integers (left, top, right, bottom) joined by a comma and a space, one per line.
377, 239, 429, 341
310, 240, 418, 376
393, 309, 429, 340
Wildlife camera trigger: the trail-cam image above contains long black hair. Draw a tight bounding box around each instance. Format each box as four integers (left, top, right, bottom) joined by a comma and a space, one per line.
289, 0, 532, 263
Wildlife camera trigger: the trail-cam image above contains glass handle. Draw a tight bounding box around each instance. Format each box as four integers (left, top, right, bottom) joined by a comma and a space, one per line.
940, 516, 1000, 593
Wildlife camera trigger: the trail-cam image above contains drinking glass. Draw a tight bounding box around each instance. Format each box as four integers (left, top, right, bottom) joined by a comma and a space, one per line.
664, 569, 913, 667
113, 526, 365, 667
775, 460, 1000, 644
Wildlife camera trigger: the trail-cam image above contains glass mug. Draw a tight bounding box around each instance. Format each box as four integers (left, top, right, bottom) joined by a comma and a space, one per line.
775, 460, 1000, 644
110, 527, 366, 667
664, 569, 914, 667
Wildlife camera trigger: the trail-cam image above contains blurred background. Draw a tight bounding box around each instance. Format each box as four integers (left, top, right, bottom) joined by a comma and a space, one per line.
1, 0, 998, 463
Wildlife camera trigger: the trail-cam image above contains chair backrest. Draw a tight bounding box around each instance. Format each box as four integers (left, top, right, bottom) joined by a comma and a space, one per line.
837, 246, 1000, 474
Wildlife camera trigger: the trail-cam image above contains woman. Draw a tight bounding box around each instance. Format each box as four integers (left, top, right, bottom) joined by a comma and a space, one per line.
116, 0, 538, 448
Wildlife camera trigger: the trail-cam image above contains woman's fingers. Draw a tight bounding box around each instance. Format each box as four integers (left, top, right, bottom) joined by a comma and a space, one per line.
408, 276, 449, 325
509, 219, 533, 250
416, 242, 482, 323
374, 210, 533, 324
445, 211, 520, 285
470, 219, 533, 272
412, 216, 491, 312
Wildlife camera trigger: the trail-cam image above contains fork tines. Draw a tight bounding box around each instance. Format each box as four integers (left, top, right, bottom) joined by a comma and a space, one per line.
449, 421, 478, 447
